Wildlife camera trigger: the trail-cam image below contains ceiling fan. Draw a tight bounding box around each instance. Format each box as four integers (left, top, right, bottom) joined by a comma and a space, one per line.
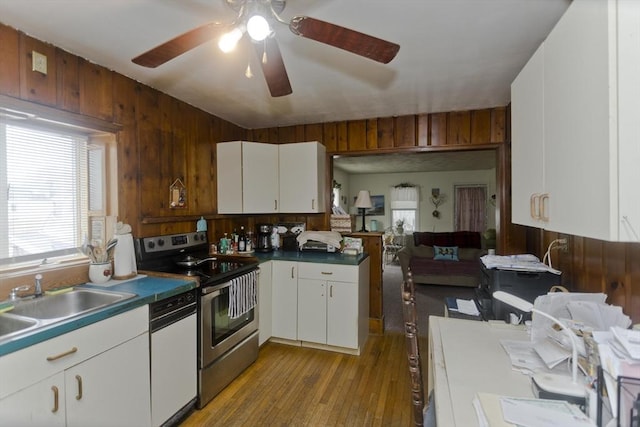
131, 0, 400, 97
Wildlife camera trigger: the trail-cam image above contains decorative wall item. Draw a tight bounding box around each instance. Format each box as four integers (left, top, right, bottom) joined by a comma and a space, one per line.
170, 178, 187, 208
430, 188, 446, 218
366, 195, 385, 216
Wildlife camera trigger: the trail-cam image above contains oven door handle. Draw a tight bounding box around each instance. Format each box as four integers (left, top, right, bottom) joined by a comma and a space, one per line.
201, 281, 230, 296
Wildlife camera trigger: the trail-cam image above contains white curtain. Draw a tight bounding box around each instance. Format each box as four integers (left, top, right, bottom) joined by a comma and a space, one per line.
390, 186, 418, 209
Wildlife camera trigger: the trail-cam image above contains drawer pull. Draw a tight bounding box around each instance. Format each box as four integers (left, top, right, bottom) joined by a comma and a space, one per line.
321, 271, 333, 275
46, 346, 78, 361
51, 386, 59, 413
330, 285, 333, 298
75, 375, 83, 400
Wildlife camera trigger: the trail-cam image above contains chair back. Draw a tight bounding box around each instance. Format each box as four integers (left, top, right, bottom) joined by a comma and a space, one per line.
401, 270, 425, 426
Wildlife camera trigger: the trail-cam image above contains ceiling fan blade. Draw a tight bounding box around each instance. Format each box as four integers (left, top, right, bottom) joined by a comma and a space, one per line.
254, 37, 292, 97
289, 16, 400, 64
132, 22, 224, 68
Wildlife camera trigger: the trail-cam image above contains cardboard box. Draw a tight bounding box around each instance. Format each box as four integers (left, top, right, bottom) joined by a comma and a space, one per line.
330, 215, 355, 232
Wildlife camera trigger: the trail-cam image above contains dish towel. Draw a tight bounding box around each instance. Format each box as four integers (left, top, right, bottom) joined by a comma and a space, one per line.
229, 270, 257, 319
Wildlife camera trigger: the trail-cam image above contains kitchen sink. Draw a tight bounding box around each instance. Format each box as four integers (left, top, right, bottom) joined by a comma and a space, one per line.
0, 315, 38, 337
8, 289, 137, 320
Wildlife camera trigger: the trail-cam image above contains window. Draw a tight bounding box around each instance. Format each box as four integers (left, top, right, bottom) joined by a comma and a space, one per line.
0, 119, 111, 266
390, 186, 418, 233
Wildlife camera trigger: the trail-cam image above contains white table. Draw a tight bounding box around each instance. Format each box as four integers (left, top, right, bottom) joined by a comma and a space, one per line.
428, 316, 535, 426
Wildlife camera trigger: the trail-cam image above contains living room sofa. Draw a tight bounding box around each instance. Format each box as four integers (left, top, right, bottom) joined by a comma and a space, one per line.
397, 231, 486, 287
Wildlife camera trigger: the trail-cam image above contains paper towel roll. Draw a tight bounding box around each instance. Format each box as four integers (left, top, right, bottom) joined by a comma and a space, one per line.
113, 232, 137, 279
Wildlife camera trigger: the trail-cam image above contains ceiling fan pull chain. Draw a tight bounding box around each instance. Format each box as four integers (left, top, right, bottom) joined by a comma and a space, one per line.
262, 40, 268, 64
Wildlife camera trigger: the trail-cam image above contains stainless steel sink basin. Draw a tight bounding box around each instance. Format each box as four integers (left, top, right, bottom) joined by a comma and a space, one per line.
8, 289, 137, 320
0, 315, 38, 337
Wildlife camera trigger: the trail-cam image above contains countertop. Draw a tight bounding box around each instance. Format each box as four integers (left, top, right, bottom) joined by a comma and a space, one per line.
0, 275, 196, 357
241, 250, 369, 265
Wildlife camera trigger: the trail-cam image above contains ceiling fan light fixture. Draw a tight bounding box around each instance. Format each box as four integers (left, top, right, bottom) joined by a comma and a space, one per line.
247, 14, 270, 41
218, 27, 244, 53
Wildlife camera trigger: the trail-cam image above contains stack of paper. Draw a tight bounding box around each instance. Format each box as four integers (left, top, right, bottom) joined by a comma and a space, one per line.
611, 326, 640, 360
473, 393, 595, 427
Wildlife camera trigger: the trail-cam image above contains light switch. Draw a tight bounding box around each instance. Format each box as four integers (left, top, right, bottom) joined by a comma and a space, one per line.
32, 50, 47, 75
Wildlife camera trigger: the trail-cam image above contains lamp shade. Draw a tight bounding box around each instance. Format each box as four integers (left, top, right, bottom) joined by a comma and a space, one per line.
354, 190, 373, 209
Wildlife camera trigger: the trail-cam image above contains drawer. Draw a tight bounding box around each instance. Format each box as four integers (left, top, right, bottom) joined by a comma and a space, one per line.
0, 305, 148, 398
297, 262, 358, 283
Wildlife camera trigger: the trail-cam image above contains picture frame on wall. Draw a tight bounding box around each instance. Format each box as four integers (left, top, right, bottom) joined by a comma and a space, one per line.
366, 195, 384, 216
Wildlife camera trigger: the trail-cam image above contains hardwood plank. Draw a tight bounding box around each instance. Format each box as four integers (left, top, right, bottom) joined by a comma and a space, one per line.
348, 120, 367, 151
394, 115, 416, 147
0, 24, 20, 97
19, 34, 57, 105
181, 334, 414, 426
56, 47, 79, 112
376, 117, 394, 149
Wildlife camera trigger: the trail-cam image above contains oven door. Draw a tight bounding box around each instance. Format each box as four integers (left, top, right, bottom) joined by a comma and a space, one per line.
200, 281, 258, 367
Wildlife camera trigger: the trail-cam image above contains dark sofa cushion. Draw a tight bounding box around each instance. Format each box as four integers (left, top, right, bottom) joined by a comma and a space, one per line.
409, 257, 480, 277
413, 231, 481, 249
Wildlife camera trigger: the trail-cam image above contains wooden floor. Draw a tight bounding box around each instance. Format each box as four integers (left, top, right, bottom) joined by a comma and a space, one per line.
181, 333, 426, 426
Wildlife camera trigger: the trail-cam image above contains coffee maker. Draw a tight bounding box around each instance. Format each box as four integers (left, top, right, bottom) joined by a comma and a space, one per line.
256, 223, 273, 252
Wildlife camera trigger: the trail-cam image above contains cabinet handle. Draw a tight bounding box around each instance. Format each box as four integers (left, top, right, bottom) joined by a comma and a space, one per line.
51, 386, 59, 413
530, 194, 539, 220
540, 194, 549, 222
274, 200, 277, 211
46, 346, 78, 361
330, 285, 333, 298
75, 374, 83, 400
312, 199, 315, 210
291, 266, 294, 279
321, 271, 332, 275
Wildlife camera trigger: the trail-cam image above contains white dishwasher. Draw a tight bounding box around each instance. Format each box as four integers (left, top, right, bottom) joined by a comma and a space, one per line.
149, 289, 197, 427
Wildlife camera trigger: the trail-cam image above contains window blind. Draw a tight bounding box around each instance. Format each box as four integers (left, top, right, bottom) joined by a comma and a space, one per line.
1, 124, 88, 264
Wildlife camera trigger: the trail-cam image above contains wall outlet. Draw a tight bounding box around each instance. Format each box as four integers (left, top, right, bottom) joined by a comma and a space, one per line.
32, 50, 47, 75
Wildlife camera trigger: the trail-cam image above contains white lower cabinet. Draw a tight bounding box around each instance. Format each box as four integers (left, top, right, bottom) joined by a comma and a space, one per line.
258, 261, 273, 345
270, 259, 369, 353
271, 261, 298, 341
0, 306, 151, 426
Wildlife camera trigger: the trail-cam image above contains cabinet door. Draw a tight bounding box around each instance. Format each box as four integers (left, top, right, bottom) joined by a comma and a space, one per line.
258, 261, 273, 345
271, 261, 298, 340
279, 142, 325, 213
66, 334, 151, 427
511, 43, 545, 228
0, 372, 66, 427
327, 280, 359, 349
543, 0, 612, 238
297, 278, 327, 344
216, 141, 244, 214
242, 142, 279, 213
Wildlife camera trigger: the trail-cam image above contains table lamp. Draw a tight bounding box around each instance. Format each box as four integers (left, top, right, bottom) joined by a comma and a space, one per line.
492, 291, 586, 401
354, 190, 373, 232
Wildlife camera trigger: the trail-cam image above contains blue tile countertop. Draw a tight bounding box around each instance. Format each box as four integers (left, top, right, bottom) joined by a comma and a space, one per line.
252, 250, 368, 265
0, 275, 196, 357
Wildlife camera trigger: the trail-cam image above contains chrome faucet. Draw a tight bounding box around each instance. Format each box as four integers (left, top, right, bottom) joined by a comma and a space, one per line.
8, 285, 30, 301
34, 274, 43, 298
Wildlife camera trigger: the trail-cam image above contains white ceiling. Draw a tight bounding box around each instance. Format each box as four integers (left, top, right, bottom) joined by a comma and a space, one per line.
0, 0, 569, 129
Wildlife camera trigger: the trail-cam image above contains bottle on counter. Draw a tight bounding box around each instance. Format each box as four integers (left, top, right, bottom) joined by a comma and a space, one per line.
220, 233, 229, 254
238, 226, 247, 252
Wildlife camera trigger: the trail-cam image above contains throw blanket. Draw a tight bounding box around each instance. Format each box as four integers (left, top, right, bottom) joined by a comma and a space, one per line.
229, 270, 257, 319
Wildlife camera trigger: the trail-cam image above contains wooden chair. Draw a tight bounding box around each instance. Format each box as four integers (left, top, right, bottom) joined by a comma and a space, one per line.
401, 270, 433, 426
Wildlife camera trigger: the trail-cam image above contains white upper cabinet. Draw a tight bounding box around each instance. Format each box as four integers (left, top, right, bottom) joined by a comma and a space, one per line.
217, 141, 279, 214
511, 0, 640, 241
217, 141, 325, 214
278, 142, 326, 213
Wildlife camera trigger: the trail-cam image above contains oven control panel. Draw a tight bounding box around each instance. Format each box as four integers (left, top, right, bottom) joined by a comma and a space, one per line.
141, 231, 208, 253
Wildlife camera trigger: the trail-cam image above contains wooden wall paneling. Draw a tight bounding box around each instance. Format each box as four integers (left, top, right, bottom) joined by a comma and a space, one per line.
603, 241, 627, 309
583, 238, 605, 294
417, 114, 429, 147
447, 111, 471, 145
393, 115, 416, 147
170, 98, 190, 213
0, 24, 20, 97
429, 113, 447, 146
55, 48, 79, 112
268, 126, 279, 143
294, 124, 306, 141
470, 109, 491, 144
366, 118, 378, 149
112, 75, 139, 234
569, 236, 587, 292
19, 34, 56, 105
278, 125, 297, 142
247, 127, 270, 143
322, 122, 338, 152
628, 244, 640, 321
348, 120, 367, 151
190, 109, 217, 215
376, 117, 394, 149
304, 123, 323, 144
337, 121, 348, 152
491, 106, 507, 143
79, 59, 113, 121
